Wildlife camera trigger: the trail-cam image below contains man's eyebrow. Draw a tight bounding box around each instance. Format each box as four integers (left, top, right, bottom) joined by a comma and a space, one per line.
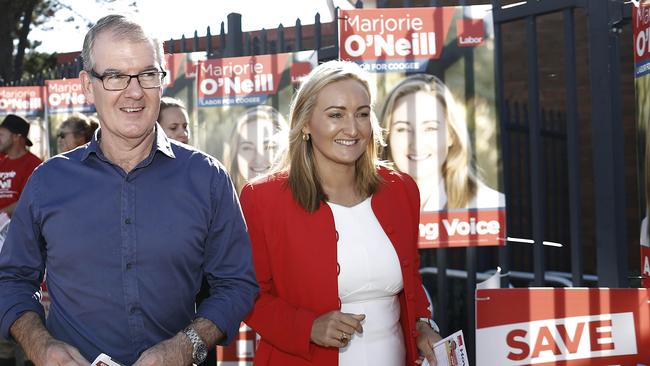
101, 65, 159, 74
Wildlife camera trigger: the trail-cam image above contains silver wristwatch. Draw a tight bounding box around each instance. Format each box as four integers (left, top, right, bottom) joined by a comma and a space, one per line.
182, 326, 208, 364
417, 317, 441, 333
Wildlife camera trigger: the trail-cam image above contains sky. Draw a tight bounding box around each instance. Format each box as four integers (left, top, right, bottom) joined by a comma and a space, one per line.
29, 0, 342, 54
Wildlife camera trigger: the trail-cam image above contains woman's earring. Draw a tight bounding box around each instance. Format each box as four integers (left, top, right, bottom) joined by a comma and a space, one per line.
302, 133, 310, 141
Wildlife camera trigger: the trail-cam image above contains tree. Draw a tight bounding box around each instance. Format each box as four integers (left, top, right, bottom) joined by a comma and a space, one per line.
0, 0, 49, 83
0, 0, 136, 84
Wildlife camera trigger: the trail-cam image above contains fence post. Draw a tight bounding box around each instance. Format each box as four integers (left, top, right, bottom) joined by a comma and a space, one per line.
206, 26, 212, 57
225, 13, 243, 57
587, 0, 628, 287
295, 19, 303, 51
278, 24, 285, 52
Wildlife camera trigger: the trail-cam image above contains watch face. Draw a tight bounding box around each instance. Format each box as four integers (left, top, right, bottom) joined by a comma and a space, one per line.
195, 344, 208, 364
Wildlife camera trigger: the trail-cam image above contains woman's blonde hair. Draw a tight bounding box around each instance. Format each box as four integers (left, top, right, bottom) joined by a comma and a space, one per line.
224, 105, 288, 193
379, 74, 477, 209
280, 60, 383, 212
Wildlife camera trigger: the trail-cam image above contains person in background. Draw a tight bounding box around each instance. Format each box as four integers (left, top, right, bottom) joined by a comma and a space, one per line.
158, 96, 190, 144
0, 114, 41, 366
56, 113, 99, 153
224, 105, 288, 193
240, 60, 442, 366
379, 74, 504, 211
0, 14, 257, 366
0, 115, 42, 217
158, 96, 217, 366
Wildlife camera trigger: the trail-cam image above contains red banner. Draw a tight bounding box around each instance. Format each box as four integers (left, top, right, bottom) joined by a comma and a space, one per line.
419, 208, 505, 248
338, 8, 455, 70
216, 323, 255, 365
476, 288, 650, 365
0, 86, 44, 116
45, 79, 94, 114
634, 2, 650, 76
197, 54, 289, 107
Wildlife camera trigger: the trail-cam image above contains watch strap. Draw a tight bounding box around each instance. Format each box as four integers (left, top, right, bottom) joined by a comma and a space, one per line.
417, 317, 440, 333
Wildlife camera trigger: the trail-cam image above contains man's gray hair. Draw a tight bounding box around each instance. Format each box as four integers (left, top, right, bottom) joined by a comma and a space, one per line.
82, 14, 165, 72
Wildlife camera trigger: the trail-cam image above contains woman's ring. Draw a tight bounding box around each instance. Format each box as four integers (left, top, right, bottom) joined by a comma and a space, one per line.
340, 332, 349, 343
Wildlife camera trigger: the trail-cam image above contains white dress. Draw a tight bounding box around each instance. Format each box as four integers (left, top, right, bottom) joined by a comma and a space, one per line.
328, 198, 405, 366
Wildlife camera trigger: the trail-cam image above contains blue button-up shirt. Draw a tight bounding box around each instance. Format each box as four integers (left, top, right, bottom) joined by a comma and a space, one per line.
0, 127, 258, 364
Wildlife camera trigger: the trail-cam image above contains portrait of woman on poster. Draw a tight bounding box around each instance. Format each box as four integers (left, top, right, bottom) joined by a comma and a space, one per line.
56, 113, 99, 153
224, 105, 289, 193
380, 73, 505, 211
240, 61, 442, 366
158, 96, 190, 144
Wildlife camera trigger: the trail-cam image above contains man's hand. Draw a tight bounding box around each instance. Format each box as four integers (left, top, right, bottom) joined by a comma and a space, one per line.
10, 311, 88, 366
39, 339, 89, 366
132, 333, 192, 366
133, 317, 221, 366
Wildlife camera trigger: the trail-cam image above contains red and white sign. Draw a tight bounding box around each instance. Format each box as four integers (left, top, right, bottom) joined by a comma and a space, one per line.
338, 8, 455, 63
634, 2, 650, 77
216, 323, 256, 365
0, 86, 43, 116
456, 18, 485, 47
197, 54, 287, 107
419, 209, 505, 248
45, 79, 94, 114
476, 288, 650, 365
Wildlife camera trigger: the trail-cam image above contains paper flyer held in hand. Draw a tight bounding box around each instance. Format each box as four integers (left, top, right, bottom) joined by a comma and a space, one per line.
423, 330, 469, 366
91, 353, 123, 366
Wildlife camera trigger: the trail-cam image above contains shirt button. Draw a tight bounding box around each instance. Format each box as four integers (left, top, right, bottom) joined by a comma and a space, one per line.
126, 263, 133, 270
125, 218, 132, 224
129, 307, 137, 314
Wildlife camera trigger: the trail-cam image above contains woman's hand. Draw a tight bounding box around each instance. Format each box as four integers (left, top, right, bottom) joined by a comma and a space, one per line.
310, 311, 365, 348
415, 321, 443, 365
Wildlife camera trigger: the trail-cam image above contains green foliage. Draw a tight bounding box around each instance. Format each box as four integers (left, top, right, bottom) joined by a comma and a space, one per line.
22, 50, 57, 79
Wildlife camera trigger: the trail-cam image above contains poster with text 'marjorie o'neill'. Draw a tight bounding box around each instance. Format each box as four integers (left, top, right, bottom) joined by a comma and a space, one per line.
196, 51, 317, 195
0, 86, 48, 159
339, 6, 505, 248
634, 1, 650, 288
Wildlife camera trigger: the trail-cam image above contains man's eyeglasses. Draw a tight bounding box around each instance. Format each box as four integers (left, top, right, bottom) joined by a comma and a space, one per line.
89, 69, 167, 91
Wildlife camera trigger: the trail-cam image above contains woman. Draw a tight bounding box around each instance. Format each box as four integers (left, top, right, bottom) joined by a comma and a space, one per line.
240, 61, 441, 366
379, 74, 505, 211
158, 96, 190, 144
56, 113, 99, 153
224, 105, 288, 193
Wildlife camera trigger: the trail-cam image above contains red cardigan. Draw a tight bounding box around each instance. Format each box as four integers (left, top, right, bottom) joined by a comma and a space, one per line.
240, 168, 430, 366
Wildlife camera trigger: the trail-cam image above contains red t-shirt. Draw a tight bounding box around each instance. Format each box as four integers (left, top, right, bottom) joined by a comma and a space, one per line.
0, 151, 42, 210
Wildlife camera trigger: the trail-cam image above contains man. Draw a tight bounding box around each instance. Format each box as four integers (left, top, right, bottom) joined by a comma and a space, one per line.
0, 114, 42, 366
0, 15, 258, 366
0, 115, 42, 217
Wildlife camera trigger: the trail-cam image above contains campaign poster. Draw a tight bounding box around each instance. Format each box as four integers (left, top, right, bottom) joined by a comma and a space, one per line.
162, 52, 206, 146
196, 51, 317, 193
0, 86, 48, 159
44, 78, 96, 156
475, 288, 650, 365
339, 6, 505, 248
634, 1, 650, 288
196, 51, 316, 365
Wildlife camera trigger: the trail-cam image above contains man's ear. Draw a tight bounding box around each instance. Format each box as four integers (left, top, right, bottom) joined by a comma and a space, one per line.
79, 70, 95, 104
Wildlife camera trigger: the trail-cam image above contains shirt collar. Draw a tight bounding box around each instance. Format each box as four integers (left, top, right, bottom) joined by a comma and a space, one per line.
81, 123, 176, 161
